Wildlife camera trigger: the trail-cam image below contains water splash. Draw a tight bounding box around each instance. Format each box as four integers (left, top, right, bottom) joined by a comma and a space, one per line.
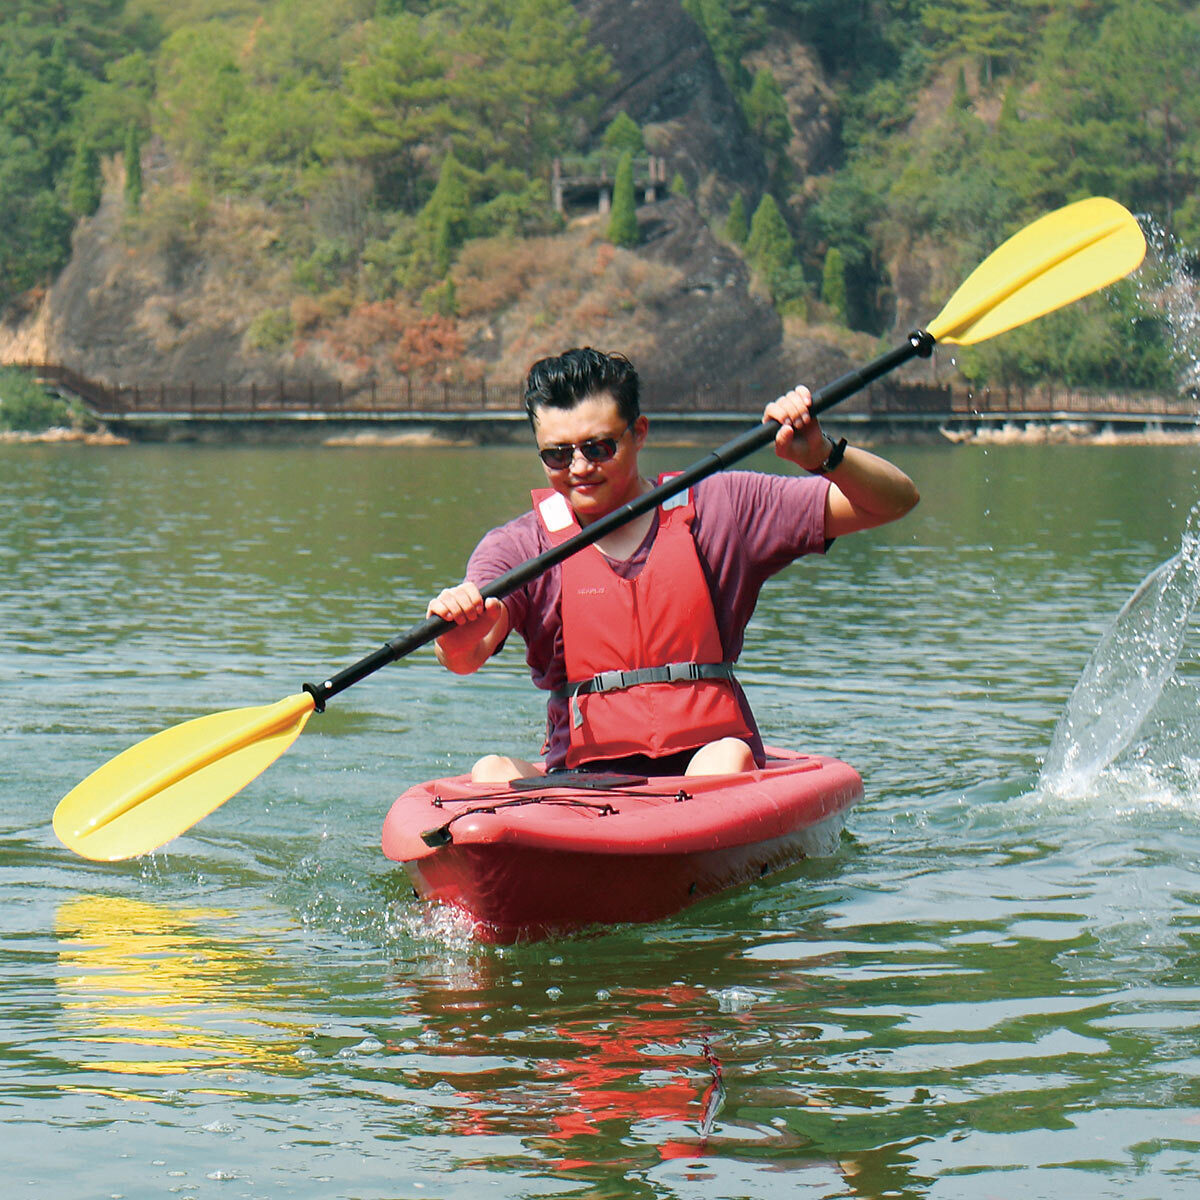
1039, 502, 1200, 797
1130, 216, 1200, 391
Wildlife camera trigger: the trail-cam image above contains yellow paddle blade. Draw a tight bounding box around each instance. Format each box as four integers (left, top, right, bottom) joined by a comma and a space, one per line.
53, 692, 316, 862
928, 197, 1146, 346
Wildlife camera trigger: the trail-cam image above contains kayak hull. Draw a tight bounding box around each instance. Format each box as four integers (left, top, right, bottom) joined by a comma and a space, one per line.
382, 747, 861, 943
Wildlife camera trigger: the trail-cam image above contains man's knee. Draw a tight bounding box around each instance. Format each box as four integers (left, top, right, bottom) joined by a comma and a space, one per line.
469, 754, 537, 784
685, 737, 755, 776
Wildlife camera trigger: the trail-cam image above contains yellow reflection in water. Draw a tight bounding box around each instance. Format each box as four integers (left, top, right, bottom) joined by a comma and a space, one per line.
54, 895, 308, 1095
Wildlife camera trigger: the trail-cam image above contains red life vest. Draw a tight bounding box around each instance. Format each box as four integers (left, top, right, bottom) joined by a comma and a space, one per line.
532, 475, 754, 767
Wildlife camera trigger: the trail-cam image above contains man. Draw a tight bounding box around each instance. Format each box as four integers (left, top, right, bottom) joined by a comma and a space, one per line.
428, 347, 918, 782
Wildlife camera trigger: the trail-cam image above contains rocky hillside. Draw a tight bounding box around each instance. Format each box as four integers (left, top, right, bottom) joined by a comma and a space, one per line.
0, 0, 870, 403
5, 0, 1176, 401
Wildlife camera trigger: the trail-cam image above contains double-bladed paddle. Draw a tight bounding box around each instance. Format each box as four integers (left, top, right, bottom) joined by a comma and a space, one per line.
53, 196, 1146, 860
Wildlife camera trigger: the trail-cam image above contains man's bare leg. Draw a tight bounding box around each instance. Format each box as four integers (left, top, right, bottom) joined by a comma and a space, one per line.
470, 754, 542, 783
684, 738, 755, 776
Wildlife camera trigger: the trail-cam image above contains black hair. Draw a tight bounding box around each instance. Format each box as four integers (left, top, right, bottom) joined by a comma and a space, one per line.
523, 347, 640, 428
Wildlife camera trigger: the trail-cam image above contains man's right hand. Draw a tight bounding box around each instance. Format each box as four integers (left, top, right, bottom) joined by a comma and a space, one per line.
427, 582, 510, 674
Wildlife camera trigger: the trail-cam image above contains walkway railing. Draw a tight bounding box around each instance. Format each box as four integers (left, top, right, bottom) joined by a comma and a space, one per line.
19, 362, 1200, 422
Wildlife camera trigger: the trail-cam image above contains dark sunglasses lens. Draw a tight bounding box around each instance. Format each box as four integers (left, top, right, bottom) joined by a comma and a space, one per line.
538, 436, 619, 469
580, 438, 618, 463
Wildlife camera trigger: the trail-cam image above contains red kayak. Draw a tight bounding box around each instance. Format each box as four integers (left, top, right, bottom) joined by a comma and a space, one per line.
381, 747, 862, 942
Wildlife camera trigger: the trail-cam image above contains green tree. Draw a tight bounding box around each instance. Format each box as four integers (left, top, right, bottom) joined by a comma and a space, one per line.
423, 152, 475, 275
0, 129, 73, 296
336, 11, 457, 210
821, 246, 848, 323
607, 150, 639, 248
743, 68, 790, 150
154, 24, 248, 174
67, 137, 102, 217
681, 0, 751, 96
603, 111, 644, 156
724, 193, 748, 244
922, 0, 1027, 85
745, 193, 794, 277
124, 124, 143, 210
745, 193, 805, 312
1087, 0, 1200, 232
951, 64, 970, 112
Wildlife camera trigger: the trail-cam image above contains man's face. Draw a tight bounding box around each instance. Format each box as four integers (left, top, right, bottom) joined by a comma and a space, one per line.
532, 393, 648, 523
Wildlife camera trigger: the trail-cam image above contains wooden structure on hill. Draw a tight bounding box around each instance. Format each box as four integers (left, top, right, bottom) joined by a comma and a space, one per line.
551, 154, 669, 214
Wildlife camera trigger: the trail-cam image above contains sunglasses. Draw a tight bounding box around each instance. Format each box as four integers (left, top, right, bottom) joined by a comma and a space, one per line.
537, 427, 629, 470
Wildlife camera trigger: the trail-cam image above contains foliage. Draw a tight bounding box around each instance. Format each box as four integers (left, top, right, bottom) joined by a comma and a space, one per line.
0, 367, 76, 432
0, 2, 158, 302
2, 0, 1198, 393
821, 246, 848, 323
724, 194, 748, 245
745, 193, 806, 312
956, 282, 1180, 392
67, 138, 102, 218
245, 306, 294, 351
147, 0, 609, 289
742, 67, 791, 179
603, 112, 645, 156
124, 125, 143, 211
607, 151, 639, 248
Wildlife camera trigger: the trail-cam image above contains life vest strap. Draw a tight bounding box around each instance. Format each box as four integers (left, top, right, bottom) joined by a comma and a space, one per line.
552, 660, 737, 701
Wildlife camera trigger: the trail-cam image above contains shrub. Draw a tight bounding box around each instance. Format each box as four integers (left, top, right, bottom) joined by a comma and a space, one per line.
607, 150, 639, 248
0, 367, 75, 431
602, 112, 645, 156
724, 194, 748, 245
821, 246, 848, 324
245, 307, 294, 350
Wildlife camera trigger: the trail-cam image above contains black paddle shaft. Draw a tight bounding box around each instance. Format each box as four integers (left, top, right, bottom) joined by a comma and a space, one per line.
301, 329, 934, 710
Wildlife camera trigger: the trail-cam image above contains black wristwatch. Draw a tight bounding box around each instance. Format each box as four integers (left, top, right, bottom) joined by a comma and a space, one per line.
810, 436, 847, 475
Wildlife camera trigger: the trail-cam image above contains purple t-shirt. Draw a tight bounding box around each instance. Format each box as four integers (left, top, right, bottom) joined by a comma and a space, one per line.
465, 470, 831, 767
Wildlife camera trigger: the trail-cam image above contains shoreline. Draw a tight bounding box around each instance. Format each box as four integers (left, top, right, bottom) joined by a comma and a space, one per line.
4, 421, 1200, 449
0, 427, 130, 445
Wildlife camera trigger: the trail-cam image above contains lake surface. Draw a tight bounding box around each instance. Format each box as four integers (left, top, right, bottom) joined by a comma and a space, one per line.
4, 436, 1200, 1199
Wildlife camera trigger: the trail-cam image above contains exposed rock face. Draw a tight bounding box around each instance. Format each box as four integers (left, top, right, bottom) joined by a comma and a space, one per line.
2, 167, 293, 387
576, 0, 767, 211
744, 35, 840, 181
632, 195, 781, 394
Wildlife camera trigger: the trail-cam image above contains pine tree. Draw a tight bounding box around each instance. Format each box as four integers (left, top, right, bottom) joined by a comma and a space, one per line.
724, 193, 748, 245
607, 150, 639, 248
124, 125, 142, 211
67, 137, 102, 217
602, 112, 644, 157
745, 194, 793, 277
952, 65, 970, 112
743, 68, 790, 150
746, 194, 805, 313
821, 247, 848, 323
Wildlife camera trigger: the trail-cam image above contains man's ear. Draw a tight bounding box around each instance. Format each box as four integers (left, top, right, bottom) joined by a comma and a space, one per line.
632, 414, 649, 449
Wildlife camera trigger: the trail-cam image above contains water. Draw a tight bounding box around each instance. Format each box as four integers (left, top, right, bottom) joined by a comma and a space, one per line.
1041, 500, 1200, 795
4, 439, 1200, 1198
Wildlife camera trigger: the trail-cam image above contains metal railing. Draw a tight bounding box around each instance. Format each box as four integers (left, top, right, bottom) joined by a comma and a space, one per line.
18, 362, 1200, 422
